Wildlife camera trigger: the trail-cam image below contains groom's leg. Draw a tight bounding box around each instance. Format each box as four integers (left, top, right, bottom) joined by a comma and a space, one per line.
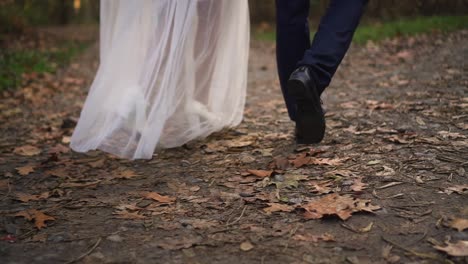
299, 0, 368, 95
275, 0, 310, 121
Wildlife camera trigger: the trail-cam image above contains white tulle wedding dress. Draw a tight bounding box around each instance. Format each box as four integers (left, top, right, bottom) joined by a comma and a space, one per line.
70, 0, 250, 159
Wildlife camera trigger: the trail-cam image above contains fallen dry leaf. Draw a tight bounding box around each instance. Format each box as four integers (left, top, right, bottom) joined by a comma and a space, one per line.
115, 169, 139, 179
189, 186, 200, 192
189, 219, 219, 229
61, 136, 71, 144
15, 192, 49, 202
366, 100, 395, 110
385, 135, 414, 144
292, 233, 335, 243
291, 153, 311, 168
382, 245, 400, 263
113, 210, 146, 220
301, 193, 380, 220
144, 192, 176, 204
376, 166, 396, 177
444, 184, 468, 195
156, 236, 201, 250
350, 177, 367, 192
324, 170, 356, 178
60, 180, 101, 188
344, 126, 376, 135
308, 180, 334, 194
269, 157, 290, 170
0, 180, 9, 190
395, 50, 413, 60
115, 203, 142, 212
340, 102, 359, 109
203, 142, 227, 153
15, 209, 55, 229
224, 136, 254, 148
247, 169, 273, 178
434, 240, 468, 257
240, 241, 254, 251
88, 158, 105, 168
45, 168, 69, 178
437, 131, 466, 139
27, 233, 48, 243
309, 157, 347, 166
448, 218, 468, 232
16, 165, 35, 176
263, 203, 295, 214
14, 145, 41, 156
48, 144, 70, 154
272, 174, 308, 190
63, 77, 85, 85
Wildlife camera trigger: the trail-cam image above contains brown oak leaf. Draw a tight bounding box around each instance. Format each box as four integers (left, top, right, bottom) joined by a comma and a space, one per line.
13, 145, 41, 156
263, 203, 295, 214
448, 218, 468, 232
15, 192, 49, 202
434, 240, 468, 257
309, 157, 347, 166
60, 180, 101, 188
113, 210, 146, 220
292, 233, 335, 242
350, 177, 367, 192
16, 165, 35, 176
15, 209, 55, 229
308, 180, 334, 194
301, 193, 380, 220
445, 184, 468, 194
291, 153, 311, 168
115, 169, 139, 179
247, 169, 273, 178
144, 192, 176, 204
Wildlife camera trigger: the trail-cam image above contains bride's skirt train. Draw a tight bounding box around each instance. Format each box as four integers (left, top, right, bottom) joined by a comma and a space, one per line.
70, 0, 250, 159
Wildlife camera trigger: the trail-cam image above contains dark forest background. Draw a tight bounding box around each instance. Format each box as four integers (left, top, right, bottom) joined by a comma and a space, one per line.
1, 0, 468, 34
1, 0, 467, 91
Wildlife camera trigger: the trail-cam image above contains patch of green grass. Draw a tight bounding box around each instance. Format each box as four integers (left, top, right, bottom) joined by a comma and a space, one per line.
0, 42, 89, 91
353, 15, 468, 44
253, 15, 468, 44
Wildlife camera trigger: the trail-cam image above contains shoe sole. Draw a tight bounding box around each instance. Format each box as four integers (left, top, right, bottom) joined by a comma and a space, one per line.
288, 78, 325, 144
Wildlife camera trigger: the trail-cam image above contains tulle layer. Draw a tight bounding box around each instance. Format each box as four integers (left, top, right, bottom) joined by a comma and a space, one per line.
71, 0, 250, 159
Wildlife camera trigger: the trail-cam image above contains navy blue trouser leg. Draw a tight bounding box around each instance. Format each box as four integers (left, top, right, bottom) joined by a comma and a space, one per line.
276, 0, 311, 121
276, 0, 368, 121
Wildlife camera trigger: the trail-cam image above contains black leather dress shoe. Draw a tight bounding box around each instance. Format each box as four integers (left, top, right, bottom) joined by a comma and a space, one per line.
287, 66, 325, 144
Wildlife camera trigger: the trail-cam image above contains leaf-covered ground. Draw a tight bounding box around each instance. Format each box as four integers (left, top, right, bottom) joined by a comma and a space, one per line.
1, 28, 467, 264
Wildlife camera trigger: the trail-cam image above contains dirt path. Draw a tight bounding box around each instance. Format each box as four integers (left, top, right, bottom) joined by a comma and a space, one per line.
1, 29, 467, 264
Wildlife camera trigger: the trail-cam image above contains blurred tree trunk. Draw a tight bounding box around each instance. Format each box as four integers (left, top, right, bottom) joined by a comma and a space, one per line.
58, 0, 69, 24
249, 0, 276, 24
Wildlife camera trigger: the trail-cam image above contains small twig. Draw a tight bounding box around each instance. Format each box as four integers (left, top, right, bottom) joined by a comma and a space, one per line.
62, 231, 120, 243
382, 236, 453, 264
282, 223, 300, 252
226, 205, 247, 226
224, 200, 244, 223
208, 178, 216, 187
65, 237, 102, 264
389, 201, 435, 209
407, 231, 428, 246
208, 228, 237, 235
340, 223, 360, 233
376, 182, 404, 190
0, 181, 12, 201
372, 189, 404, 200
